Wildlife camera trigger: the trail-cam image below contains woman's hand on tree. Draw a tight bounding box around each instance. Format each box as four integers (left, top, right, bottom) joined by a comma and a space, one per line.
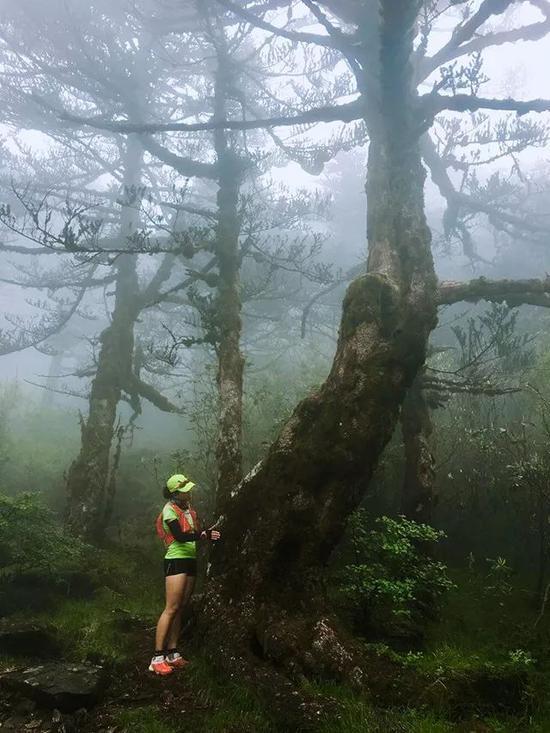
200, 529, 221, 541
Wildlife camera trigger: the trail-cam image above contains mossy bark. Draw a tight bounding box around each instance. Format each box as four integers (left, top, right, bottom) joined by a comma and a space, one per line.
65, 137, 143, 542
200, 0, 438, 682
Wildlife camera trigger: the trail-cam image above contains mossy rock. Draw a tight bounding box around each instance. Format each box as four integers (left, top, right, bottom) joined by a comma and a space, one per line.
0, 661, 108, 712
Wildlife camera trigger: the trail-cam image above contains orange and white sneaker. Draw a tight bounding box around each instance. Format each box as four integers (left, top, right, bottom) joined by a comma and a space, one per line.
166, 651, 189, 669
148, 656, 174, 675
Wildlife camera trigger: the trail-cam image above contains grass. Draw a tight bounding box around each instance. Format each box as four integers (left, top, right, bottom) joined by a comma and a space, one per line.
39, 590, 136, 663
30, 547, 164, 665
110, 656, 278, 733
309, 684, 455, 733
181, 656, 278, 732
115, 707, 177, 733
6, 551, 550, 732
0, 652, 20, 671
308, 681, 550, 733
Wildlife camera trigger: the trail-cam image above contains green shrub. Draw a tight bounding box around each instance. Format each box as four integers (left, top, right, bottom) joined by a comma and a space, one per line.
0, 492, 87, 585
336, 511, 454, 638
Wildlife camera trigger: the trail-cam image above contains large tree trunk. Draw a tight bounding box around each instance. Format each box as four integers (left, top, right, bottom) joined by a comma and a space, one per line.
401, 379, 436, 524
200, 0, 438, 684
65, 137, 143, 542
213, 67, 245, 512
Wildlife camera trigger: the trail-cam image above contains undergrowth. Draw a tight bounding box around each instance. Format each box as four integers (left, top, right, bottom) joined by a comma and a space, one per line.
4, 542, 550, 732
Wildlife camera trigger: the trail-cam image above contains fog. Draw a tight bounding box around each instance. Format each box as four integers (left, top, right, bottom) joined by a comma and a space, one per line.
2, 3, 550, 726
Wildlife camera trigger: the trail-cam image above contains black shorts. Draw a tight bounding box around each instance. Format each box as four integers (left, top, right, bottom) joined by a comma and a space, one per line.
164, 558, 197, 577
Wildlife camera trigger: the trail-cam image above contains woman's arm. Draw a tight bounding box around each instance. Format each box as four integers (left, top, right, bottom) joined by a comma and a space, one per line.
166, 519, 216, 542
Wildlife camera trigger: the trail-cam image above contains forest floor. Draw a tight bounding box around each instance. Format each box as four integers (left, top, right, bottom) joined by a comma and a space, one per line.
1, 548, 550, 733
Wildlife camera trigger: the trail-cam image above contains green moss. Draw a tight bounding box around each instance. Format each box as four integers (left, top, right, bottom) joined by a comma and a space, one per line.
341, 273, 399, 340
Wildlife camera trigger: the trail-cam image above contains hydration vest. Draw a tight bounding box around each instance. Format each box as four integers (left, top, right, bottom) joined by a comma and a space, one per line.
156, 502, 199, 546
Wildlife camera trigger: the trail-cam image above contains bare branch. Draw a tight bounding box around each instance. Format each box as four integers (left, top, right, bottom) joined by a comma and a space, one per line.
0, 286, 88, 356
23, 380, 89, 401
421, 134, 549, 247
438, 277, 550, 307
55, 99, 365, 135
421, 93, 550, 122
420, 0, 531, 79
139, 135, 219, 180
422, 374, 521, 397
127, 375, 185, 414
139, 253, 176, 306
142, 256, 218, 309
215, 0, 337, 47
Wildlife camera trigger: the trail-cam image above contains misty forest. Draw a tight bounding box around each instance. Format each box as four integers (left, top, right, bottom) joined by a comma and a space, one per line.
3, 1, 550, 731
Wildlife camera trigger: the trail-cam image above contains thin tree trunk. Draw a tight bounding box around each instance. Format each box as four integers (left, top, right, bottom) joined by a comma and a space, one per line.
213, 66, 245, 513
41, 349, 63, 408
401, 379, 436, 524
65, 136, 143, 542
201, 0, 438, 680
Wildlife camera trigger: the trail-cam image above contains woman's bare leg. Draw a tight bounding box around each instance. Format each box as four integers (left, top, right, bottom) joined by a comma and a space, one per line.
182, 576, 195, 607
155, 573, 187, 652
166, 576, 195, 650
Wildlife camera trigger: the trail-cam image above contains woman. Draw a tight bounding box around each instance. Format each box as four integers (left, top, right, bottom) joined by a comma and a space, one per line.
150, 473, 220, 675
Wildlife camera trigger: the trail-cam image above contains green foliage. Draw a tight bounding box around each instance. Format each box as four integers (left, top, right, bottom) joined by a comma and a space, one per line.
410, 303, 550, 576
451, 303, 535, 375
0, 382, 18, 477
0, 383, 78, 510
406, 642, 536, 679
484, 557, 514, 599
0, 492, 86, 584
336, 511, 454, 637
507, 649, 536, 668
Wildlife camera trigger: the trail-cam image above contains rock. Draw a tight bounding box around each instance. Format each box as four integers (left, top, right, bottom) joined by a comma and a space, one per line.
0, 662, 107, 712
0, 620, 62, 658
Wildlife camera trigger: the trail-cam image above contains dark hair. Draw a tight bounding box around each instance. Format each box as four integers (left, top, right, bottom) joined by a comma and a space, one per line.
162, 486, 171, 500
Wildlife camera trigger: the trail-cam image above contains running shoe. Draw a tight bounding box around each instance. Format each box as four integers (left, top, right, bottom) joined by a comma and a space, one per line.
166, 653, 189, 669
148, 659, 174, 675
